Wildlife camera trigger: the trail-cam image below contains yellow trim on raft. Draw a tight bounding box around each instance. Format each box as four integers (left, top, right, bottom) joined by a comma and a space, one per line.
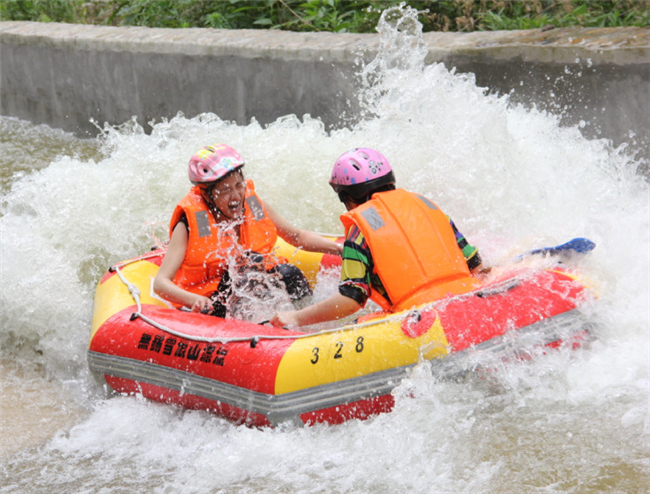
274, 315, 449, 394
90, 261, 167, 342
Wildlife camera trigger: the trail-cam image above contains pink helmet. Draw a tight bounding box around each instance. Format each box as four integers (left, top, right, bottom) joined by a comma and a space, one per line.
329, 148, 395, 201
188, 144, 245, 185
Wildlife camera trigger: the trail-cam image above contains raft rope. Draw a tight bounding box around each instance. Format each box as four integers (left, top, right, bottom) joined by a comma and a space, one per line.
110, 257, 519, 348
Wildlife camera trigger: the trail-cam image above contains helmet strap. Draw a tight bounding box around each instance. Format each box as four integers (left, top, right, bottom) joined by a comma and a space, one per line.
200, 186, 229, 223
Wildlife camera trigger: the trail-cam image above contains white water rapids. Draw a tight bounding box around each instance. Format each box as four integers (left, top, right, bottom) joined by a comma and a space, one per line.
1, 7, 648, 493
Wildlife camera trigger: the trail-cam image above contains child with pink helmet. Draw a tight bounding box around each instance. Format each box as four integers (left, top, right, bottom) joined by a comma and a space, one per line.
154, 143, 342, 317
271, 147, 482, 328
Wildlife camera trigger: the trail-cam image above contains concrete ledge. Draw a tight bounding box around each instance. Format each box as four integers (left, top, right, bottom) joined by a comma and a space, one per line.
0, 21, 378, 61
1, 22, 646, 62
1, 22, 648, 162
424, 27, 649, 64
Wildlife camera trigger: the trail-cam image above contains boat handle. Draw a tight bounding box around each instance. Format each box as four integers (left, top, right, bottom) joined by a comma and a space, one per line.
475, 279, 521, 298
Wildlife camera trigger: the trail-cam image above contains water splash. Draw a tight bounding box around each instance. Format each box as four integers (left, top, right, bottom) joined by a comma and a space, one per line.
0, 4, 648, 492
222, 246, 295, 323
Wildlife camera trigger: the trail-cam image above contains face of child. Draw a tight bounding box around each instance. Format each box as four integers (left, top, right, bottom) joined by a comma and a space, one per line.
210, 171, 246, 221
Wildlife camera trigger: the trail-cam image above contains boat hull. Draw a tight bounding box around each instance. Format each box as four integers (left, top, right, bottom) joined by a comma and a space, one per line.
89, 245, 595, 427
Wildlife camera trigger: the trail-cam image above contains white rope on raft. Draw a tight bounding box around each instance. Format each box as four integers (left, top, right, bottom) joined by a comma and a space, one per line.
110, 256, 509, 346
111, 261, 411, 346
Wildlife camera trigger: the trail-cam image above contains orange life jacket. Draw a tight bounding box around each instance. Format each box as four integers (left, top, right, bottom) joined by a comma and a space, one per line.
340, 189, 481, 312
169, 180, 279, 298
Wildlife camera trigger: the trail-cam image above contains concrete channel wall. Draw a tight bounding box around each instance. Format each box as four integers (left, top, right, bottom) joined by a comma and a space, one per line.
1, 21, 648, 164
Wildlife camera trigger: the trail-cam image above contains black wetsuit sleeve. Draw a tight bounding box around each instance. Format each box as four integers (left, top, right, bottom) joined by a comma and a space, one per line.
466, 250, 482, 271
173, 213, 189, 231
339, 284, 369, 305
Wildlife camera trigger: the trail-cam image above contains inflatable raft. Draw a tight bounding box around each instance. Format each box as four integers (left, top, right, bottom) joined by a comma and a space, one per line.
89, 238, 596, 427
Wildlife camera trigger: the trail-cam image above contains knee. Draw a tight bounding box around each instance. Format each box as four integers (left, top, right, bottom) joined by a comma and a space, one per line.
274, 263, 312, 301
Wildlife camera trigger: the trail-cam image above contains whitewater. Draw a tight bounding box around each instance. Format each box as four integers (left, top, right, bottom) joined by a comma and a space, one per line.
1, 7, 648, 493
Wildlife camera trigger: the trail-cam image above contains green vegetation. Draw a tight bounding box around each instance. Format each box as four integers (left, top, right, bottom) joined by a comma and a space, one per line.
1, 0, 648, 32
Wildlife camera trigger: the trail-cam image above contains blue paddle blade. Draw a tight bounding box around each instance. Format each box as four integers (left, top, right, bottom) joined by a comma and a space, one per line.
527, 238, 596, 257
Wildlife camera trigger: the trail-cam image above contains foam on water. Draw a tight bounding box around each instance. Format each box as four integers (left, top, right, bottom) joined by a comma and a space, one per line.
1, 6, 648, 493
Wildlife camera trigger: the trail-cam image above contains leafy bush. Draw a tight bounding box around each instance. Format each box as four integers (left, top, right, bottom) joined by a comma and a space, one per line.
0, 0, 80, 23
1, 0, 648, 32
475, 1, 650, 30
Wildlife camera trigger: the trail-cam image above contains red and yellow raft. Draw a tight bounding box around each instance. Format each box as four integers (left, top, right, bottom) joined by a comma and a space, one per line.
89, 238, 596, 427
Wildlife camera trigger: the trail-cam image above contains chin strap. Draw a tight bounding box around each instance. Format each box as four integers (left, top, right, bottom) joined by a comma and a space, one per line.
200, 186, 229, 223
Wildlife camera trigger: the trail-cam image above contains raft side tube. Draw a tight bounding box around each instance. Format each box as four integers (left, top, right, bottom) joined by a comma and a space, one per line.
88, 349, 417, 426
88, 244, 597, 426
88, 308, 593, 426
91, 259, 169, 341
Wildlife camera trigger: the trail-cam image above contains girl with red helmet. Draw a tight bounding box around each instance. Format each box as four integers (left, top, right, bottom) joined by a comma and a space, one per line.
154, 144, 342, 316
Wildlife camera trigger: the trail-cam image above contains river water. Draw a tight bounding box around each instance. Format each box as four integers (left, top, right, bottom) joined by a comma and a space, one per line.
1, 7, 648, 494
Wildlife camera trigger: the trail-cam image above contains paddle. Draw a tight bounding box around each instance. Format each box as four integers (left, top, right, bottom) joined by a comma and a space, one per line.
519, 237, 596, 259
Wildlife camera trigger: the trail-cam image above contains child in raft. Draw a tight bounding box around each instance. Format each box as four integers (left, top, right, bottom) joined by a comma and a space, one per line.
270, 147, 483, 328
154, 143, 342, 317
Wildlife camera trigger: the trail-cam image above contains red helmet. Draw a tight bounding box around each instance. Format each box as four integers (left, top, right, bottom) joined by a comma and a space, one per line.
188, 144, 244, 185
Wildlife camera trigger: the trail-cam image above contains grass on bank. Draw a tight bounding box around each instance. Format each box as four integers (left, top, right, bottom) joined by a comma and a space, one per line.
1, 0, 649, 32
